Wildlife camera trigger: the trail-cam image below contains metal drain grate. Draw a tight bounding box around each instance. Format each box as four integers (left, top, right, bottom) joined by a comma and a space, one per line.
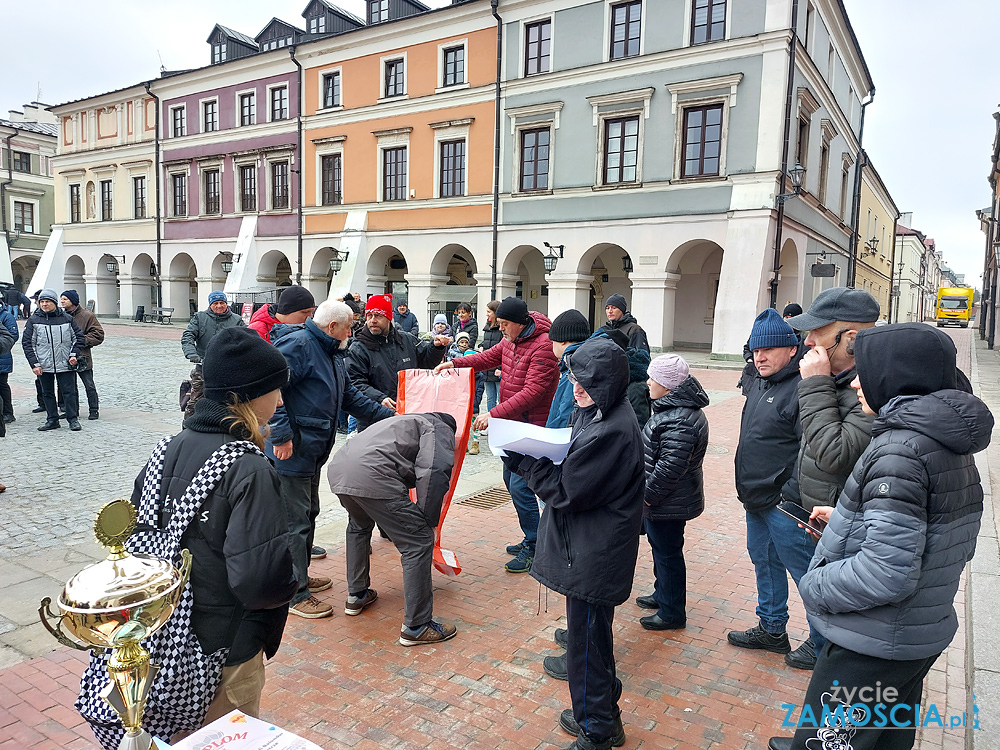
457, 485, 511, 510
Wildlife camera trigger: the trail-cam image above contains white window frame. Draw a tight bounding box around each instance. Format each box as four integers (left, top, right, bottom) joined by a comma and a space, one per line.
314, 137, 346, 206
197, 158, 224, 216
169, 104, 187, 138
437, 39, 469, 93
430, 119, 472, 198
233, 155, 260, 214
263, 151, 294, 211
200, 97, 220, 133
379, 52, 408, 103
507, 101, 563, 196
236, 89, 257, 127
307, 14, 326, 34
519, 13, 555, 78
267, 84, 290, 123
373, 127, 412, 202
11, 198, 38, 234
682, 0, 732, 48
588, 88, 654, 188
603, 0, 646, 63
318, 66, 344, 111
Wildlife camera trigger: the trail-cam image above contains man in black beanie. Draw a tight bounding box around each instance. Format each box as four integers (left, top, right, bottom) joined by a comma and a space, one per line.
601, 294, 649, 353
248, 285, 316, 342
60, 290, 104, 420
546, 309, 593, 429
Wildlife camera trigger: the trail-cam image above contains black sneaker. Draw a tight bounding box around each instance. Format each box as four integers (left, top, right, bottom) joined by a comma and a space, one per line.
554, 628, 568, 648
504, 546, 533, 573
784, 638, 817, 670
559, 708, 626, 747
727, 623, 791, 654
505, 541, 524, 556
635, 595, 657, 609
344, 589, 378, 616
543, 654, 568, 681
310, 545, 327, 560
88, 411, 99, 420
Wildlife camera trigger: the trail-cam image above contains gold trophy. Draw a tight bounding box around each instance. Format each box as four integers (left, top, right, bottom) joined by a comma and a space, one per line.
39, 499, 191, 750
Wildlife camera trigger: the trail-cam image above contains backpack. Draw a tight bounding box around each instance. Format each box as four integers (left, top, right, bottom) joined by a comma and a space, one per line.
75, 436, 264, 748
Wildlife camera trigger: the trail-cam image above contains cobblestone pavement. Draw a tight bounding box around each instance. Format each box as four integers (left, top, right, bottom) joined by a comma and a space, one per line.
0, 323, 984, 749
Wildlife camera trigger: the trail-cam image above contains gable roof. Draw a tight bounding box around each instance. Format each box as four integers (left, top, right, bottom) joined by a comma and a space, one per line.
207, 24, 259, 48
255, 17, 306, 42
302, 0, 365, 26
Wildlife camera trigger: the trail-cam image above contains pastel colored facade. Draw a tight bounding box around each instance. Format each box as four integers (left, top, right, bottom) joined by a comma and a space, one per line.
854, 154, 898, 320
1, 103, 58, 291
893, 216, 937, 324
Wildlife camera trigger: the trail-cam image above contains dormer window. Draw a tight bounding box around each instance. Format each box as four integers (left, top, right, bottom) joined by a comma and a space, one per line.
308, 15, 325, 33
369, 0, 389, 24
262, 36, 292, 51
212, 42, 227, 63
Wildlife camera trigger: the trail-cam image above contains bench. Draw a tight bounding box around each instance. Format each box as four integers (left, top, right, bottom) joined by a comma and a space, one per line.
143, 307, 174, 325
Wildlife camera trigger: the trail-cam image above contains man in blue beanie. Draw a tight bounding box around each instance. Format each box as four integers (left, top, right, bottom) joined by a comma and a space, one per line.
727, 308, 819, 666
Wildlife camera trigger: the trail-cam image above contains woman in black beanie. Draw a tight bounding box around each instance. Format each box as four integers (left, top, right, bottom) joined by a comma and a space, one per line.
128, 327, 297, 739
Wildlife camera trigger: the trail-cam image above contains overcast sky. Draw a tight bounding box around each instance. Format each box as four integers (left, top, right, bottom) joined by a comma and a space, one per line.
4, 0, 993, 286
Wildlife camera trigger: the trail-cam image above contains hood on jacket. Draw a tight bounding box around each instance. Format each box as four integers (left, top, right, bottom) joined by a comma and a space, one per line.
607, 312, 639, 330
517, 311, 551, 342
876, 390, 993, 456
855, 324, 957, 413
654, 374, 710, 412
565, 337, 629, 413
354, 321, 401, 351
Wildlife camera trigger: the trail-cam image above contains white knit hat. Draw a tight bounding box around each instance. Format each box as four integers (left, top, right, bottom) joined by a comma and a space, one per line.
647, 354, 690, 390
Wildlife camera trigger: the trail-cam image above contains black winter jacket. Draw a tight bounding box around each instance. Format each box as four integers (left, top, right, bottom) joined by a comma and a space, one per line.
129, 398, 297, 666
451, 316, 479, 349
511, 338, 644, 606
735, 346, 805, 512
626, 346, 651, 427
181, 308, 245, 362
642, 375, 710, 521
480, 322, 502, 382
602, 312, 649, 353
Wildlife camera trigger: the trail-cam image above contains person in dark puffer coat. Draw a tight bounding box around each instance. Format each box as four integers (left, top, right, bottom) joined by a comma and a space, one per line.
603, 328, 650, 426
773, 323, 993, 750
637, 354, 709, 631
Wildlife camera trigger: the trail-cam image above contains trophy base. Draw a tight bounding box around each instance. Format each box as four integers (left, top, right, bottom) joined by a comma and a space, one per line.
119, 728, 154, 750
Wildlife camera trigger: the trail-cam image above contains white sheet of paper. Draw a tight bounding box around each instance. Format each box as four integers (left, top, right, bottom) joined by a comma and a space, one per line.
488, 417, 572, 463
168, 710, 323, 749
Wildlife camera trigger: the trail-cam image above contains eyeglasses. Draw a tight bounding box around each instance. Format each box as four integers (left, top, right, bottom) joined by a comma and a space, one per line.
567, 372, 578, 385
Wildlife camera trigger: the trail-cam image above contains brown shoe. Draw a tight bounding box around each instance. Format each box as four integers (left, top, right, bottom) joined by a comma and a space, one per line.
344, 589, 378, 616
399, 620, 458, 647
308, 576, 332, 593
289, 596, 333, 619
0, 483, 6, 493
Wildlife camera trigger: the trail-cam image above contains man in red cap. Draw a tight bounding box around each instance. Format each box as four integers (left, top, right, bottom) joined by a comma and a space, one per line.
346, 294, 451, 432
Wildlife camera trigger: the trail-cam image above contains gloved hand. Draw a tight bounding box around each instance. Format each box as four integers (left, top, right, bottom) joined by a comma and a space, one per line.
501, 451, 527, 474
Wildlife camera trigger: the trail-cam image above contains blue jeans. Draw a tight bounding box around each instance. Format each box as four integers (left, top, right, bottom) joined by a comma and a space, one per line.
746, 506, 825, 652
472, 373, 485, 416
5, 304, 17, 319
504, 465, 538, 551
484, 381, 499, 413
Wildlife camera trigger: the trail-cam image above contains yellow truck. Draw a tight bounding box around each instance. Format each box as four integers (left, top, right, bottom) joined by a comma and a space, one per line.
936, 287, 975, 328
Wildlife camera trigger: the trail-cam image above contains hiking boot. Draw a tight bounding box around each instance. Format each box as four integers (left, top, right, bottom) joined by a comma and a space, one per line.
307, 576, 332, 593
543, 654, 568, 681
559, 708, 626, 747
554, 628, 568, 648
289, 596, 333, 619
399, 620, 458, 647
468, 439, 479, 455
38, 420, 60, 431
727, 623, 791, 654
635, 595, 657, 609
505, 546, 533, 573
88, 411, 99, 420
345, 589, 378, 616
505, 541, 524, 556
784, 638, 817, 670
31, 406, 45, 413
310, 545, 327, 560
68, 419, 82, 431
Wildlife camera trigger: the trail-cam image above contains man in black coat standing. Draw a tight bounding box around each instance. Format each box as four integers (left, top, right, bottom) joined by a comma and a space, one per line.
505, 337, 644, 750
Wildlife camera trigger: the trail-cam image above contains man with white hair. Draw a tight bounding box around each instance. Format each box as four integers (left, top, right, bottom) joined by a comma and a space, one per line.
267, 301, 395, 619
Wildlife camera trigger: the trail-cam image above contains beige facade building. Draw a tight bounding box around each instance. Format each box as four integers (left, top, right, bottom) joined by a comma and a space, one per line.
853, 155, 897, 320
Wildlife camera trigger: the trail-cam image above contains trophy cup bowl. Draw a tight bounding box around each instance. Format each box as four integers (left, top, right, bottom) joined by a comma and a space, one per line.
39, 499, 191, 750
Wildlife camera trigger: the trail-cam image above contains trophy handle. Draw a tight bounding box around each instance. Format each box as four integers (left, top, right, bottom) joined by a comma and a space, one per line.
38, 597, 95, 652
178, 549, 192, 587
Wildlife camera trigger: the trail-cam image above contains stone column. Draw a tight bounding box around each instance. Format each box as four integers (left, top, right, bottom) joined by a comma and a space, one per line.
403, 273, 449, 334
475, 273, 520, 320
83, 273, 120, 317
545, 273, 594, 328
163, 275, 194, 319
714, 213, 774, 357
630, 272, 681, 352
366, 274, 389, 300
195, 277, 217, 312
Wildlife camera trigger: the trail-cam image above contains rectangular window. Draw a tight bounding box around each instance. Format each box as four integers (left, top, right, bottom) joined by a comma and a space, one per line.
270, 87, 289, 121
442, 46, 465, 87
384, 58, 405, 98
172, 173, 187, 217
171, 107, 186, 137
383, 147, 407, 201
839, 165, 850, 218
240, 165, 257, 212
203, 100, 218, 132
804, 2, 814, 50
100, 180, 113, 220
204, 170, 221, 215
682, 104, 723, 178
603, 116, 640, 184
133, 176, 147, 219
323, 72, 341, 108
70, 184, 81, 223
520, 127, 550, 191
308, 15, 326, 33
12, 151, 30, 173
524, 20, 551, 76
691, 0, 726, 45
13, 202, 33, 233
609, 1, 642, 60
272, 161, 289, 209
369, 0, 389, 24
439, 140, 466, 198
321, 154, 342, 206
240, 93, 256, 126
212, 42, 227, 64
818, 144, 830, 204
796, 116, 810, 169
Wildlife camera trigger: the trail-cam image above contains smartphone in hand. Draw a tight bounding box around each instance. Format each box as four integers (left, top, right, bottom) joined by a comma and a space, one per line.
777, 500, 824, 537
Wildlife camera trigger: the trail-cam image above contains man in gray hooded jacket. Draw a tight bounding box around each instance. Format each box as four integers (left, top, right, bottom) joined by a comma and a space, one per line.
327, 411, 459, 647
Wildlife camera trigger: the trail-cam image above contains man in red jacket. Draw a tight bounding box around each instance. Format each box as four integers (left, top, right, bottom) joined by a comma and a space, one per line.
247, 286, 316, 342
435, 296, 558, 572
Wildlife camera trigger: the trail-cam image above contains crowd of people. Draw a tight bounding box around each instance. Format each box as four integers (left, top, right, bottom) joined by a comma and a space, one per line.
5, 279, 979, 750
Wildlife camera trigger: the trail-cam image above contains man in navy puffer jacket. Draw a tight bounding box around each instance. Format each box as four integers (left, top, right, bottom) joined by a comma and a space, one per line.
770, 323, 992, 750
